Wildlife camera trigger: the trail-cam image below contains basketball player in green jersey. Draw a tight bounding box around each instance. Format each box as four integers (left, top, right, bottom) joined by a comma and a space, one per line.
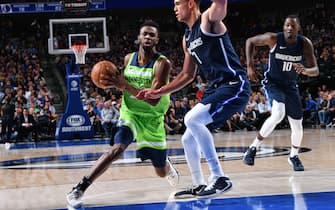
67, 20, 179, 208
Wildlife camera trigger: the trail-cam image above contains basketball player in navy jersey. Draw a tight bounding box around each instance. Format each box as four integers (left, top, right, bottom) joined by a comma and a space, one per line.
243, 15, 319, 171
137, 0, 250, 198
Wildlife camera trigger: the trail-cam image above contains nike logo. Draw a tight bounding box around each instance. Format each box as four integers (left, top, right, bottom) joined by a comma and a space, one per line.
229, 81, 239, 85
279, 46, 287, 49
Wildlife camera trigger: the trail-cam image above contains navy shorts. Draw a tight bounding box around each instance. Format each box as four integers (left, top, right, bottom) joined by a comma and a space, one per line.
201, 75, 251, 129
264, 82, 302, 119
137, 147, 167, 168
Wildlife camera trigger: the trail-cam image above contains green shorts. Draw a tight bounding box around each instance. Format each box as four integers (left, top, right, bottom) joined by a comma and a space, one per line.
119, 111, 167, 150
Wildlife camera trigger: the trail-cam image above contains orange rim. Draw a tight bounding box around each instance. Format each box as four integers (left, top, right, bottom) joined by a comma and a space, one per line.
71, 44, 87, 52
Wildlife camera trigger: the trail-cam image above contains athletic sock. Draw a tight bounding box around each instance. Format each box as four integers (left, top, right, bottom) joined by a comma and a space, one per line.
290, 147, 299, 157
250, 137, 262, 148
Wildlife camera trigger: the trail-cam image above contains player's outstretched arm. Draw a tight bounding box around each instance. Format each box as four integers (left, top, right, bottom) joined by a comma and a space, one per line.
137, 36, 197, 100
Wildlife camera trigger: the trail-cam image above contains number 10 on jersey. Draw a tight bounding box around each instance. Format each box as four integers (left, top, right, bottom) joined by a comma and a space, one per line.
282, 61, 293, 71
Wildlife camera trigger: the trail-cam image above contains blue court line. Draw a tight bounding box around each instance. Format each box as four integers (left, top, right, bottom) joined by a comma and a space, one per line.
7, 139, 111, 150
7, 137, 177, 150
58, 191, 335, 210
0, 147, 249, 167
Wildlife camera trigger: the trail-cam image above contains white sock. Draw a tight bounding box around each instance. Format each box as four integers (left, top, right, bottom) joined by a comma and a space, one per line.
290, 147, 299, 157
250, 137, 262, 148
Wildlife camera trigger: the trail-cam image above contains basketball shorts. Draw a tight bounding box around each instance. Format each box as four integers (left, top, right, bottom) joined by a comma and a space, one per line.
264, 82, 302, 119
201, 75, 251, 129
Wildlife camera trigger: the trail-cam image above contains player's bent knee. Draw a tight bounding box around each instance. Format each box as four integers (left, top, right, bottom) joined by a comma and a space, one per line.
184, 110, 202, 128
271, 101, 286, 123
155, 167, 167, 177
271, 109, 285, 124
184, 111, 194, 128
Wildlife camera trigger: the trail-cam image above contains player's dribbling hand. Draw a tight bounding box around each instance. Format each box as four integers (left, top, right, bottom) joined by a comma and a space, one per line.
100, 72, 126, 91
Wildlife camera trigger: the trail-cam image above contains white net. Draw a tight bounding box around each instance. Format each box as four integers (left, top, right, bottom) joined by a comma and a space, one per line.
71, 44, 88, 64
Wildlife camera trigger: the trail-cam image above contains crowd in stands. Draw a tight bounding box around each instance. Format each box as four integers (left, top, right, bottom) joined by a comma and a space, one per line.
0, 20, 57, 145
1, 0, 335, 144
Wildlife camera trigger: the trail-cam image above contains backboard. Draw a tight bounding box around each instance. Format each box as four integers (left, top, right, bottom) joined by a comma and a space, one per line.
48, 17, 109, 55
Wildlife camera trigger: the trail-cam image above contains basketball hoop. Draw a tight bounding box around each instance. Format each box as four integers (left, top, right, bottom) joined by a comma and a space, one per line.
71, 44, 87, 64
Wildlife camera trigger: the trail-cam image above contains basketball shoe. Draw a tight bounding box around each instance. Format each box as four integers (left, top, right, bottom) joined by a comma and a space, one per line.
243, 146, 257, 166
66, 187, 84, 208
166, 157, 180, 187
288, 155, 304, 171
197, 176, 232, 198
174, 185, 207, 199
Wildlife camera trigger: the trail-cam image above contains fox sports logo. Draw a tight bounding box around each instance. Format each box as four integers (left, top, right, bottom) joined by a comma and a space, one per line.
66, 115, 85, 126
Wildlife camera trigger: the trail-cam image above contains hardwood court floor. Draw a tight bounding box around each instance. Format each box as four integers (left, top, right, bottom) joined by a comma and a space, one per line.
0, 128, 334, 209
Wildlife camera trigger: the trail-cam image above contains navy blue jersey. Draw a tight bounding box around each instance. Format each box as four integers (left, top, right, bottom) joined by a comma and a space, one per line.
185, 17, 246, 87
265, 32, 304, 86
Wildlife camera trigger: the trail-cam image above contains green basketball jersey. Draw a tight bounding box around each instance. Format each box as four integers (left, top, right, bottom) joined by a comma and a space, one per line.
119, 52, 170, 150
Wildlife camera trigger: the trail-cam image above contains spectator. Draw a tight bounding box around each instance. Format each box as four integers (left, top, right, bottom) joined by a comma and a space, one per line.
93, 99, 104, 136
185, 81, 199, 100
1, 97, 15, 143
240, 105, 257, 131
16, 108, 36, 141
326, 90, 335, 127
318, 47, 332, 81
255, 95, 272, 130
83, 100, 95, 124
318, 93, 329, 128
302, 96, 318, 126
165, 107, 183, 135
248, 94, 259, 114
101, 100, 119, 140
36, 103, 54, 136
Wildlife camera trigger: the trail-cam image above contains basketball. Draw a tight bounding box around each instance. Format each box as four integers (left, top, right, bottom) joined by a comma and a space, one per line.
90, 60, 119, 89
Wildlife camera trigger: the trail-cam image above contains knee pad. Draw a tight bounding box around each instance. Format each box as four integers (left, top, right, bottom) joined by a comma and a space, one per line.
184, 103, 212, 128
270, 100, 286, 124
184, 110, 195, 128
